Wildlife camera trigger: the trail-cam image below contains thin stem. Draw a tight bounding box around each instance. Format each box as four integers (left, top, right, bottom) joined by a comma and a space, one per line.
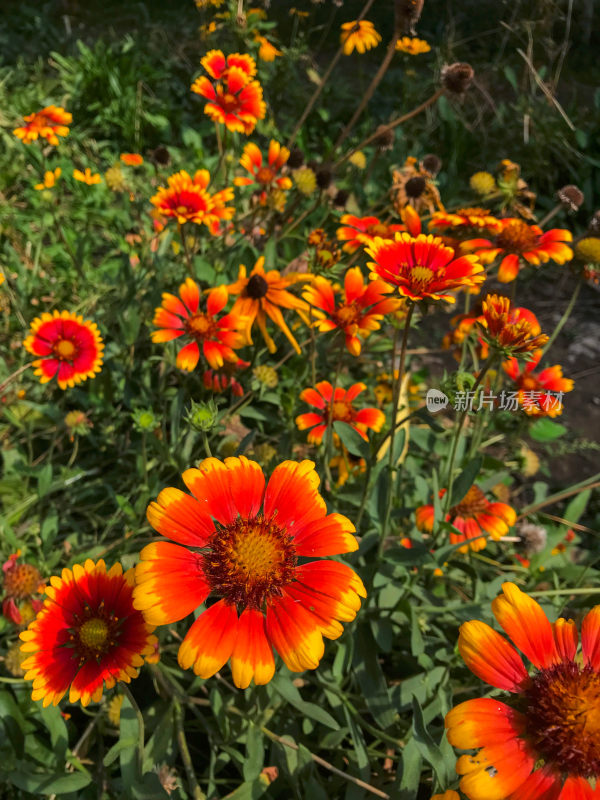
517, 480, 600, 520
539, 280, 581, 360
179, 224, 193, 274
174, 700, 206, 800
0, 362, 34, 395
286, 0, 377, 148
537, 203, 562, 228
202, 431, 212, 458
334, 89, 444, 169
380, 304, 415, 547
121, 684, 145, 777
324, 337, 345, 489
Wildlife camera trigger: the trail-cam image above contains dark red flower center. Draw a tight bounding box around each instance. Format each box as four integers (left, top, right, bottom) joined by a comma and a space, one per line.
69, 601, 120, 662
496, 219, 538, 253
450, 485, 488, 518
185, 313, 217, 341
334, 302, 362, 329
245, 274, 269, 299
203, 515, 297, 609
256, 166, 276, 184
524, 661, 600, 777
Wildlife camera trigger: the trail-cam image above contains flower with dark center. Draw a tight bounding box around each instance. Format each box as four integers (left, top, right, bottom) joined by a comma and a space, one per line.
134, 457, 365, 688
296, 381, 384, 444
446, 582, 600, 799
287, 147, 305, 169
405, 176, 426, 199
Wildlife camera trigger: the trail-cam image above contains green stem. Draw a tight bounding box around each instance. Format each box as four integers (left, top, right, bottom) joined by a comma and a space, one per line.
202, 431, 212, 458
179, 224, 193, 274
174, 700, 206, 800
121, 684, 145, 777
324, 337, 345, 488
379, 304, 415, 549
539, 280, 581, 360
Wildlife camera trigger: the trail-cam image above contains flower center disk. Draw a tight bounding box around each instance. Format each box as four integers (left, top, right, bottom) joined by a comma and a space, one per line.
186, 313, 215, 339
497, 219, 538, 252
78, 617, 109, 651
524, 662, 600, 777
55, 339, 77, 361
245, 274, 269, 299
450, 485, 488, 517
203, 515, 297, 609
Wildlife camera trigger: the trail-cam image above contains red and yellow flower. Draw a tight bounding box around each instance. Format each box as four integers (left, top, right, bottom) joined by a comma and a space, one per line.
336, 215, 405, 254
2, 551, 44, 626
416, 486, 516, 553
226, 256, 309, 355
133, 457, 366, 688
191, 50, 266, 135
302, 267, 400, 356
479, 294, 548, 354
340, 20, 381, 55
13, 106, 72, 146
234, 140, 292, 193
296, 381, 385, 445
429, 207, 502, 234
150, 169, 234, 233
203, 357, 248, 397
503, 350, 574, 417
463, 218, 573, 283
20, 559, 157, 707
24, 310, 104, 390
120, 153, 144, 166
366, 233, 484, 303
445, 582, 600, 800
152, 279, 246, 372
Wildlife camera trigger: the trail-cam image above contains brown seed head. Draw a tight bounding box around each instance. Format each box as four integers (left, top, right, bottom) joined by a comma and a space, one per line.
373, 125, 395, 151
441, 62, 475, 95
422, 154, 442, 176
557, 185, 584, 212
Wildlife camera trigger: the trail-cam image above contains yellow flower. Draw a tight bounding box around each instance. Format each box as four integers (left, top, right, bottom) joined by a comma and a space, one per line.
107, 694, 124, 727
575, 237, 600, 264
199, 21, 217, 39
195, 0, 223, 7
293, 167, 317, 196
340, 20, 381, 55
289, 8, 309, 18
34, 168, 61, 190
349, 150, 367, 169
395, 37, 431, 55
105, 165, 127, 192
470, 171, 496, 196
73, 168, 102, 185
255, 35, 282, 61
253, 365, 278, 388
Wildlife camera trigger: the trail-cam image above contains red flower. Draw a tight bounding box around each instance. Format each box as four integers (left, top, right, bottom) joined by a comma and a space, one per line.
191, 50, 266, 135
503, 350, 574, 416
416, 486, 516, 552
463, 218, 573, 283
303, 267, 400, 356
445, 582, 600, 799
13, 106, 72, 146
150, 169, 234, 233
152, 279, 246, 372
479, 294, 548, 354
203, 357, 248, 396
296, 381, 385, 444
20, 559, 157, 707
120, 153, 144, 166
234, 140, 292, 190
133, 457, 366, 688
366, 233, 484, 302
429, 207, 502, 234
23, 310, 104, 390
336, 215, 404, 254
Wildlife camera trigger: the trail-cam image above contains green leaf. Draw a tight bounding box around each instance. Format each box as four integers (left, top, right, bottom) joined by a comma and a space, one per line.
103, 737, 138, 767
352, 625, 396, 729
119, 694, 142, 792
221, 778, 270, 799
563, 489, 591, 526
272, 675, 340, 730
450, 457, 482, 505
529, 418, 567, 442
333, 421, 370, 459
393, 738, 423, 798
243, 724, 264, 782
37, 463, 53, 499
40, 705, 68, 762
8, 770, 92, 794
411, 696, 454, 787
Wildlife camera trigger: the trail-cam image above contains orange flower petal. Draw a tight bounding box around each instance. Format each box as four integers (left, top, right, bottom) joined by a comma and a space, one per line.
178, 599, 238, 678
445, 698, 525, 749
230, 608, 275, 689
458, 619, 528, 691
265, 594, 324, 672
491, 582, 558, 669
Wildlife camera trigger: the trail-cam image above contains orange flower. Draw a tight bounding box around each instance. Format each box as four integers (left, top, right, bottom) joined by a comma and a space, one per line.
336, 215, 405, 254
133, 457, 366, 688
416, 486, 516, 553
234, 140, 292, 191
441, 304, 490, 362
13, 105, 71, 146
503, 350, 574, 417
2, 552, 44, 626
255, 35, 282, 61
23, 310, 104, 390
366, 233, 484, 303
73, 168, 102, 185
303, 267, 400, 356
20, 559, 157, 707
226, 256, 309, 354
340, 20, 381, 55
150, 169, 234, 233
296, 381, 385, 444
191, 50, 266, 135
463, 218, 573, 282
395, 37, 431, 55
445, 582, 600, 799
479, 294, 548, 354
152, 279, 246, 371
34, 167, 61, 190
120, 153, 144, 166
429, 207, 502, 234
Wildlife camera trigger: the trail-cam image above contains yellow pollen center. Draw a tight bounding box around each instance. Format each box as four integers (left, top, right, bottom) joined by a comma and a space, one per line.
186, 313, 214, 339
336, 304, 361, 327
409, 265, 434, 289
497, 219, 538, 252
331, 400, 353, 421
521, 376, 538, 391
55, 339, 76, 360
79, 618, 109, 650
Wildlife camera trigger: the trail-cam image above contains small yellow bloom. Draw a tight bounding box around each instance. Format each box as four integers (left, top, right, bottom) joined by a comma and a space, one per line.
107, 694, 124, 727
199, 21, 217, 38
253, 365, 278, 388
290, 7, 309, 18
73, 167, 102, 185
470, 171, 496, 196
575, 237, 600, 264
195, 0, 223, 8
255, 34, 282, 61
395, 37, 431, 55
340, 20, 381, 55
293, 167, 317, 196
105, 165, 127, 192
349, 150, 367, 169
34, 167, 61, 190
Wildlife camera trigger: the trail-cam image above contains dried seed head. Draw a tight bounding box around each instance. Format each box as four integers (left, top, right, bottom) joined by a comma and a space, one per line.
422, 154, 442, 176
588, 210, 600, 234
517, 522, 548, 556
557, 185, 584, 212
287, 147, 305, 169
441, 62, 475, 95
373, 124, 395, 151
315, 164, 333, 190
404, 176, 426, 199
333, 189, 349, 208
150, 146, 171, 166
394, 0, 425, 35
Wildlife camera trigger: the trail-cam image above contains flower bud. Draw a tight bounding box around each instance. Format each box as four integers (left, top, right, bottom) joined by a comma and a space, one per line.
186, 399, 219, 432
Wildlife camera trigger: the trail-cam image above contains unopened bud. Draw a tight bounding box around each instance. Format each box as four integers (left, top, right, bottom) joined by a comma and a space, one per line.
186, 399, 219, 432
